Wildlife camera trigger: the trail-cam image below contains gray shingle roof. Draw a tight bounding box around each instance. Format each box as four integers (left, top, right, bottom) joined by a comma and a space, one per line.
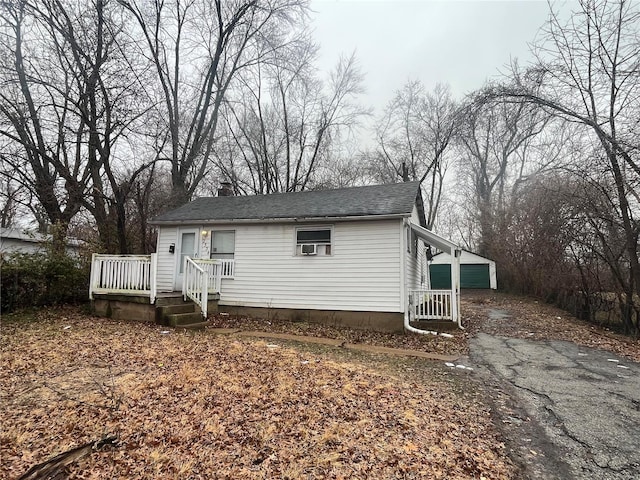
151, 182, 421, 224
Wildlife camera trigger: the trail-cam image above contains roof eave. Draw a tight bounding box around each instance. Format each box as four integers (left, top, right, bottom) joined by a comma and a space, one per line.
410, 223, 459, 254
149, 212, 410, 227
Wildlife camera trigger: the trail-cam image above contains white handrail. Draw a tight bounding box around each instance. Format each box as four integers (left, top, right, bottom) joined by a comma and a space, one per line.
192, 259, 221, 293
193, 259, 234, 293
149, 253, 157, 304
89, 254, 157, 303
193, 259, 235, 278
183, 257, 208, 318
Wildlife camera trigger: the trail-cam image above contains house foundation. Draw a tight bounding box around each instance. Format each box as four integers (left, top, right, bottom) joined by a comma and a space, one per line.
218, 305, 405, 333
92, 294, 157, 323
91, 294, 459, 334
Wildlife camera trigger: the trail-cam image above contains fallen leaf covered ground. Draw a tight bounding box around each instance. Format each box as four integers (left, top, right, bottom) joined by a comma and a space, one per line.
209, 313, 469, 356
1, 308, 514, 479
209, 291, 639, 362
460, 291, 640, 362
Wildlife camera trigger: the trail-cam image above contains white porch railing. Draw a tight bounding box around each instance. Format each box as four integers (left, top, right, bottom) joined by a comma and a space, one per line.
218, 259, 235, 278
89, 254, 157, 303
410, 289, 453, 321
192, 259, 235, 293
183, 257, 208, 318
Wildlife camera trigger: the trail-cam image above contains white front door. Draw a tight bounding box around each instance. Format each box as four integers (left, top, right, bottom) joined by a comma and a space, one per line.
175, 228, 199, 290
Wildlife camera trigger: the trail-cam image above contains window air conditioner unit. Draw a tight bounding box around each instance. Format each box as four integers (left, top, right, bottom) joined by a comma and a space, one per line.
301, 243, 317, 255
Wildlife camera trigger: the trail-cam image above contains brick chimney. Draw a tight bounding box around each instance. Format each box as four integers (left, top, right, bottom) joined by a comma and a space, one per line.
217, 181, 234, 197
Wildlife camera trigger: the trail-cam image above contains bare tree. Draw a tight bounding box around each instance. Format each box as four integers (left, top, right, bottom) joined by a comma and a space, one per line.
0, 0, 153, 252
455, 95, 563, 256
0, 176, 21, 228
490, 0, 640, 333
0, 1, 85, 246
368, 81, 456, 228
118, 0, 308, 206
493, 174, 579, 298
217, 51, 366, 194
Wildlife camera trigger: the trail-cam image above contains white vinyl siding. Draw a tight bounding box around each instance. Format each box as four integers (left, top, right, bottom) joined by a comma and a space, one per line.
219, 220, 403, 312
405, 207, 425, 294
155, 226, 178, 292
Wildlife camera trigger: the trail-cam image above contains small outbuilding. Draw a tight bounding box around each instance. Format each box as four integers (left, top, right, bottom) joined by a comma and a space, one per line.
429, 250, 497, 289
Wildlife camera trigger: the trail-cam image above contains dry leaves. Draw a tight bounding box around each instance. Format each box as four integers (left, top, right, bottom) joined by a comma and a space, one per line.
1, 307, 514, 479
209, 314, 468, 357
461, 292, 640, 362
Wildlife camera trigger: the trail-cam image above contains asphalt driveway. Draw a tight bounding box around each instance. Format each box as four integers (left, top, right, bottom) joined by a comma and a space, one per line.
470, 310, 640, 480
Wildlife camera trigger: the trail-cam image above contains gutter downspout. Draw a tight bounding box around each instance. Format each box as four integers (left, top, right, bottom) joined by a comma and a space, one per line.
453, 248, 464, 330
400, 218, 407, 324
404, 307, 438, 335
404, 300, 454, 336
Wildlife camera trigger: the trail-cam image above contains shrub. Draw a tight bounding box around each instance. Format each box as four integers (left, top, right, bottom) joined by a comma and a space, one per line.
0, 250, 89, 312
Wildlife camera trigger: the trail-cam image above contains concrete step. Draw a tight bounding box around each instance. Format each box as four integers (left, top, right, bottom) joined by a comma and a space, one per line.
156, 303, 197, 325
155, 292, 219, 325
156, 293, 220, 306
166, 312, 204, 327
158, 304, 196, 316
155, 294, 188, 307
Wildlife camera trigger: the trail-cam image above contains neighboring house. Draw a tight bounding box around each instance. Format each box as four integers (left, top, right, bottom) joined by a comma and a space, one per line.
89, 182, 462, 332
429, 250, 497, 289
0, 228, 82, 256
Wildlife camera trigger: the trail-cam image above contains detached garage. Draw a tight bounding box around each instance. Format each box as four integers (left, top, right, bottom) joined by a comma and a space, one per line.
429, 250, 497, 289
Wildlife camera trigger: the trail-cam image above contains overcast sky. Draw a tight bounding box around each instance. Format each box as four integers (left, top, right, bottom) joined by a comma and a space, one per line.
310, 0, 558, 114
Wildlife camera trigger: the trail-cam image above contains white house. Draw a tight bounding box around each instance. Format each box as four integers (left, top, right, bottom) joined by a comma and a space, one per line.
429, 250, 497, 289
89, 182, 462, 332
0, 227, 82, 256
